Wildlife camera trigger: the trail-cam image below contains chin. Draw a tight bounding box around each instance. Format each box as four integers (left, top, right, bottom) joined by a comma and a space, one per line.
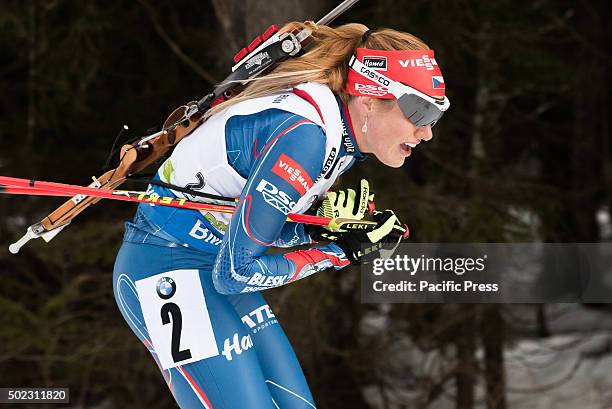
379, 155, 405, 168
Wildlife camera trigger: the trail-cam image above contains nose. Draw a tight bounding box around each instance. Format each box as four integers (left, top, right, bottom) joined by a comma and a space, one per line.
417, 125, 433, 141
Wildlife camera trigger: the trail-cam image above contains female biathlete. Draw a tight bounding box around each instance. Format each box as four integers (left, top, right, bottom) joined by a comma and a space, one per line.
113, 22, 449, 409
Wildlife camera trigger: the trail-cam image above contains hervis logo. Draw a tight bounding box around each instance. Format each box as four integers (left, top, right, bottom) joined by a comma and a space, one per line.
362, 56, 387, 71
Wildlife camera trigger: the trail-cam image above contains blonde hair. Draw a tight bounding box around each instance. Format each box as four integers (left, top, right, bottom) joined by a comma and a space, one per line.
204, 22, 430, 119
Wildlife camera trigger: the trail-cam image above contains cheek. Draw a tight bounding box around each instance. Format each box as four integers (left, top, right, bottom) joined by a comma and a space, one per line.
373, 114, 413, 149
375, 126, 399, 148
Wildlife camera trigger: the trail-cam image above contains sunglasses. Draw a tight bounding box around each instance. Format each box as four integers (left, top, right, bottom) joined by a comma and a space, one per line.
348, 55, 450, 127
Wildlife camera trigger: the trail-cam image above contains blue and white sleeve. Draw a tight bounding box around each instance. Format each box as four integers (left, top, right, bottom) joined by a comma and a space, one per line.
212, 115, 349, 295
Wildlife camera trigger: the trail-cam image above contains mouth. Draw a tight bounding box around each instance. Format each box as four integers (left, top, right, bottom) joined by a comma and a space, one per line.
399, 142, 418, 157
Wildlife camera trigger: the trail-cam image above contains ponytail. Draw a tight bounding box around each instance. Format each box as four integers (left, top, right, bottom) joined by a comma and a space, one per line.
204, 22, 430, 119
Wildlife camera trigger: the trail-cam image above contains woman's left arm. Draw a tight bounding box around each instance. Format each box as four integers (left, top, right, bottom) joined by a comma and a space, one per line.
212, 116, 349, 295
272, 222, 313, 248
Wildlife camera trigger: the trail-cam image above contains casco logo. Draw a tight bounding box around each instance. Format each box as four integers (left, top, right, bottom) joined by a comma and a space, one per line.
363, 56, 387, 71
354, 83, 387, 97
359, 66, 390, 87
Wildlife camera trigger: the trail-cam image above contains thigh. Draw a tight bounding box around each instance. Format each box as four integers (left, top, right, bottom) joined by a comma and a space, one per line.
229, 292, 317, 409
113, 242, 276, 409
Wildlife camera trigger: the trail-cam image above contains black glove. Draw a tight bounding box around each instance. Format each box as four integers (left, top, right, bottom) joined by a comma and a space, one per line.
334, 210, 407, 265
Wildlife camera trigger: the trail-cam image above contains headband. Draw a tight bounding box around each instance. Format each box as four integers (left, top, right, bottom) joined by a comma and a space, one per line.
345, 48, 446, 99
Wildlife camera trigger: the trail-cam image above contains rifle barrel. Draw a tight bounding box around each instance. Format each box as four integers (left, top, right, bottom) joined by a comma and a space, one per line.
317, 0, 360, 26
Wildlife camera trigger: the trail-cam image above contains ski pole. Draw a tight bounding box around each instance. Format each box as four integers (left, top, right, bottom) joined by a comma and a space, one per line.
2, 175, 407, 254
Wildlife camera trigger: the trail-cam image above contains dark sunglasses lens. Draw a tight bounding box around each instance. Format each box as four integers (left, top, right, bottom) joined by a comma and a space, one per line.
397, 94, 444, 127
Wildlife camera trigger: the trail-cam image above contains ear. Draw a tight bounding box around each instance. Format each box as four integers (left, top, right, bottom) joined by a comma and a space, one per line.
358, 96, 375, 113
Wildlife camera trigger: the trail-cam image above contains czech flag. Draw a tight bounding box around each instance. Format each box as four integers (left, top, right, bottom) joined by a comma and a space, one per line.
432, 76, 445, 90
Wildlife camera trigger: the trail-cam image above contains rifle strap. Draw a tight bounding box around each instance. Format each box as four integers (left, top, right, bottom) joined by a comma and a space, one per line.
128, 176, 237, 204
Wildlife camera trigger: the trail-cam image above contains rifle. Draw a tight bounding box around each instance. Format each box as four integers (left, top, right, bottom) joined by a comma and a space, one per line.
7, 0, 361, 254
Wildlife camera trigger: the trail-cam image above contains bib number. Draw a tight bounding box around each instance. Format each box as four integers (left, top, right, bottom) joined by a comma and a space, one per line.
136, 269, 219, 369
160, 302, 192, 362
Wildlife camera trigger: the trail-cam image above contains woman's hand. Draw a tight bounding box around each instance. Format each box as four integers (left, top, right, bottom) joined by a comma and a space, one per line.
334, 209, 408, 265
316, 179, 374, 230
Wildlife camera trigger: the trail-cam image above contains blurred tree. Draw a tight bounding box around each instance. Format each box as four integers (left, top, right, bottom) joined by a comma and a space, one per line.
1, 0, 611, 408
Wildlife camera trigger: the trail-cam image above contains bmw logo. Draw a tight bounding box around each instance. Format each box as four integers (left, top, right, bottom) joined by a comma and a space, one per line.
156, 277, 176, 300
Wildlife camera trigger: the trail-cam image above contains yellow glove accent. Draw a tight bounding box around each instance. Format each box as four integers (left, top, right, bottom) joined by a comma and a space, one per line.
366, 211, 399, 242
317, 179, 373, 231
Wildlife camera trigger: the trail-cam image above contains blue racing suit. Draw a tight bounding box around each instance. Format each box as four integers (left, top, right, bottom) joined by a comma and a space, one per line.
113, 86, 364, 409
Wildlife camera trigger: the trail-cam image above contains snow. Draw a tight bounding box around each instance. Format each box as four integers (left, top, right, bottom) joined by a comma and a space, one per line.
597, 207, 611, 240
362, 304, 612, 409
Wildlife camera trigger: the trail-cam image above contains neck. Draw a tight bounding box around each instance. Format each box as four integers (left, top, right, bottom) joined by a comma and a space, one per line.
346, 99, 369, 153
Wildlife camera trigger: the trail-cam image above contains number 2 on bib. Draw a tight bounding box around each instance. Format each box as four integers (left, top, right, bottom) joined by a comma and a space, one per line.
136, 269, 219, 369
